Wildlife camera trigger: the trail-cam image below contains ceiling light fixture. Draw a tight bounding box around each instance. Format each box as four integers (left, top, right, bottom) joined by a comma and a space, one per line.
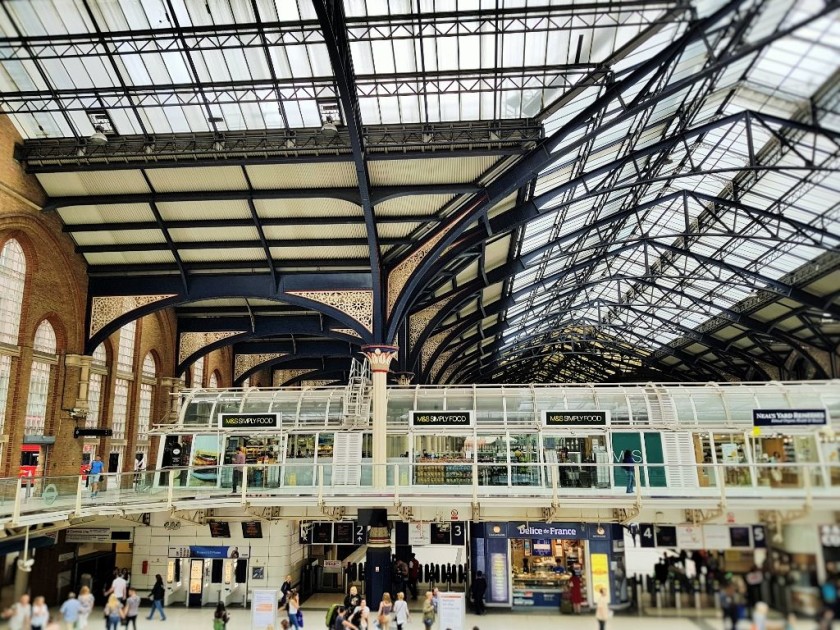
321, 116, 338, 135
88, 125, 108, 145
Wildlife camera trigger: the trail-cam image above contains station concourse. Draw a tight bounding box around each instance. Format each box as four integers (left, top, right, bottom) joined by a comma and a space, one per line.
0, 0, 838, 627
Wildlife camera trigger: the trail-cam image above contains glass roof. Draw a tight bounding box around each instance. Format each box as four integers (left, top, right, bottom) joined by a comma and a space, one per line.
438, 0, 840, 382
0, 0, 674, 138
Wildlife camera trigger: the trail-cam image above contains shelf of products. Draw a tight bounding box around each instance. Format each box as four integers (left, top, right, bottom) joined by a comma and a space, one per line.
414, 459, 472, 485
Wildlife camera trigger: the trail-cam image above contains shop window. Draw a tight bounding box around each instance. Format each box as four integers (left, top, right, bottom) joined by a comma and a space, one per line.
116, 320, 137, 374
0, 239, 25, 345
112, 378, 129, 440
24, 321, 56, 436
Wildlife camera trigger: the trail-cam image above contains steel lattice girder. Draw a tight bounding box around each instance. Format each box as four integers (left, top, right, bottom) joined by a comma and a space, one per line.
384, 1, 838, 340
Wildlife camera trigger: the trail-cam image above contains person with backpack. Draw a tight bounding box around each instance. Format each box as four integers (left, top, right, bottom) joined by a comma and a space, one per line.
329, 606, 345, 630
214, 602, 230, 629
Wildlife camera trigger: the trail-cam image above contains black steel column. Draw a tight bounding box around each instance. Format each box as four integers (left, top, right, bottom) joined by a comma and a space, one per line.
365, 526, 392, 610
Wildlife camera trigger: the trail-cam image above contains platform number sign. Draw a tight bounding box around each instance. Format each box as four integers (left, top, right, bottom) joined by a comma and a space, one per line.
356, 524, 367, 544
752, 525, 767, 549
640, 523, 656, 548
451, 523, 465, 546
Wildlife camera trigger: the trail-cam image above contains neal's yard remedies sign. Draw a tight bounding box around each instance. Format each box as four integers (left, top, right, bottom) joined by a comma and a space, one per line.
219, 413, 280, 429
542, 410, 610, 426
410, 410, 474, 427
752, 409, 827, 427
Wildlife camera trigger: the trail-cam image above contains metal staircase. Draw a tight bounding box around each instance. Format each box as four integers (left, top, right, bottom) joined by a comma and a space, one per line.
343, 357, 372, 427
644, 383, 678, 425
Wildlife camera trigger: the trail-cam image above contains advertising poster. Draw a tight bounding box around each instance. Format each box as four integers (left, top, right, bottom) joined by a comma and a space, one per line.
704, 525, 732, 550
590, 553, 610, 601
189, 434, 221, 487
409, 522, 431, 546
489, 551, 508, 603
676, 525, 704, 550
437, 592, 465, 630
251, 589, 278, 630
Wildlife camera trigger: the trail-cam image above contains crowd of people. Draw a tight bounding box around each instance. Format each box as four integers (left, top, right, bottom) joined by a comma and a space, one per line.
0, 567, 167, 630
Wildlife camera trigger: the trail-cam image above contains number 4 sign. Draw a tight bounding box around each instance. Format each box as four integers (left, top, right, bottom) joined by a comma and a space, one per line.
640, 523, 656, 548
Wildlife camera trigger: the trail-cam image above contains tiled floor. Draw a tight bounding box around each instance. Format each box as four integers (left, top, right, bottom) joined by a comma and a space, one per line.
23, 596, 808, 630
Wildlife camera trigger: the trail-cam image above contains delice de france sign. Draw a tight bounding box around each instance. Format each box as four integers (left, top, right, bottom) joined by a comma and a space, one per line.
219, 413, 280, 429
752, 409, 826, 427
410, 410, 474, 427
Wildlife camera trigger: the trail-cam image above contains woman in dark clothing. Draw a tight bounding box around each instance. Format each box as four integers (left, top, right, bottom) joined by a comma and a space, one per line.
146, 574, 167, 621
622, 450, 636, 493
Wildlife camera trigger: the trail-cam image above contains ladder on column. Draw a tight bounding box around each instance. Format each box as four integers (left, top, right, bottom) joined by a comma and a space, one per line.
343, 357, 372, 427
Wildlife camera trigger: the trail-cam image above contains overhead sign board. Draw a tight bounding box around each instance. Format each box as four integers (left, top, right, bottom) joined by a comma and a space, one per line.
65, 528, 134, 544
219, 413, 280, 429
752, 409, 826, 427
410, 410, 474, 427
542, 410, 610, 427
74, 428, 113, 438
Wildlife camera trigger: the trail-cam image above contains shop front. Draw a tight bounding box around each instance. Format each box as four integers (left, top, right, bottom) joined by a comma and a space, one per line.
470, 522, 623, 610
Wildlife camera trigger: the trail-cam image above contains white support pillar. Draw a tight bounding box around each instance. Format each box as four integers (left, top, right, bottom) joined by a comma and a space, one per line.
362, 345, 398, 488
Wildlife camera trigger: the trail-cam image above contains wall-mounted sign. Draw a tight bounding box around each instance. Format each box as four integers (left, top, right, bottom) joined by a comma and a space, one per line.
542, 410, 610, 427
66, 528, 134, 544
74, 428, 113, 438
752, 409, 826, 427
219, 413, 280, 429
410, 411, 474, 427
168, 545, 249, 559
820, 525, 840, 548
323, 560, 342, 574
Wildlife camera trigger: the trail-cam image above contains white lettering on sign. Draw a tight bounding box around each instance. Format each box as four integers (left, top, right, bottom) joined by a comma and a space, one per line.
515, 525, 577, 537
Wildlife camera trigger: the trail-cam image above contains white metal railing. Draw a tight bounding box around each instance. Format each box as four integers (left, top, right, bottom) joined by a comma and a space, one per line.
2, 460, 838, 525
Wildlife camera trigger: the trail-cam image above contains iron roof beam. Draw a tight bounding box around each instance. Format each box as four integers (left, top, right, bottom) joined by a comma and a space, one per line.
314, 0, 383, 340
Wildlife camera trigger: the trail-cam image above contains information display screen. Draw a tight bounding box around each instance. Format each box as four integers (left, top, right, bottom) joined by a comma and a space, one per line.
313, 522, 333, 544
242, 521, 263, 538
334, 522, 355, 544
208, 521, 231, 538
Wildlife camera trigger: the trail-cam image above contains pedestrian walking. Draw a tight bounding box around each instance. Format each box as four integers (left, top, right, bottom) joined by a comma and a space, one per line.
2, 594, 31, 630
147, 574, 167, 621
106, 569, 128, 604
422, 592, 435, 630
123, 587, 140, 629
280, 574, 293, 608
89, 455, 105, 497
31, 595, 49, 630
213, 602, 230, 630
594, 587, 610, 630
470, 571, 487, 615
231, 447, 246, 493
104, 595, 123, 630
393, 593, 409, 630
59, 592, 82, 630
377, 593, 392, 629
77, 586, 94, 628
288, 590, 302, 630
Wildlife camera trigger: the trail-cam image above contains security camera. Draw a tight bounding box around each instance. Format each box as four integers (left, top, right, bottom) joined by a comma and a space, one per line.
17, 558, 34, 572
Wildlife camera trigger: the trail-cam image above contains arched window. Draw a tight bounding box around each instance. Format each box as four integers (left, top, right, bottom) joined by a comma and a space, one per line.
0, 240, 26, 437
192, 357, 205, 388
112, 322, 137, 443
0, 239, 26, 345
87, 344, 108, 429
116, 320, 137, 374
137, 353, 156, 443
208, 371, 218, 389
241, 375, 250, 388
24, 320, 57, 435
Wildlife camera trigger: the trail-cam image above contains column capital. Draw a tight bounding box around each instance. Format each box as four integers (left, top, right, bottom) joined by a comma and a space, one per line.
393, 371, 414, 386
361, 345, 398, 373
64, 354, 93, 368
